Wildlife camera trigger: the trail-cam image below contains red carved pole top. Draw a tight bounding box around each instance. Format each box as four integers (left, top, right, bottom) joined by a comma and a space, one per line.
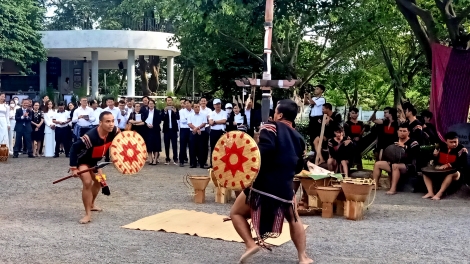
265, 0, 274, 22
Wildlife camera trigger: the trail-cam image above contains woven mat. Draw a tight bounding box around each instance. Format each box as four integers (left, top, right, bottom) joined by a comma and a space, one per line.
122, 209, 308, 246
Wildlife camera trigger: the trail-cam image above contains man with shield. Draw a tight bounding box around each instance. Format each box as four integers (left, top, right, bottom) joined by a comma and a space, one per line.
69, 111, 120, 224
229, 99, 313, 264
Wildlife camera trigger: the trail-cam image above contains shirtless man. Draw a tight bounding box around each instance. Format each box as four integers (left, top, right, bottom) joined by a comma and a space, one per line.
313, 103, 342, 164
422, 132, 468, 200
372, 124, 420, 194
230, 99, 312, 264
69, 111, 120, 224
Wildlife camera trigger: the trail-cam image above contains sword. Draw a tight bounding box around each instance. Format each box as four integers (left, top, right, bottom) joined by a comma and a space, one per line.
52, 162, 112, 184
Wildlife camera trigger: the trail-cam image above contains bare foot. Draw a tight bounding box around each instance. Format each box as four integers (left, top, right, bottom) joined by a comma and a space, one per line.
385, 190, 396, 195
239, 246, 260, 263
299, 253, 314, 264
79, 215, 91, 224
91, 206, 102, 211
431, 195, 442, 200
422, 193, 434, 199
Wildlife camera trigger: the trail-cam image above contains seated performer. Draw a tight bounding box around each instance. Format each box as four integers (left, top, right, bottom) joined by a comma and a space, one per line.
422, 132, 468, 200
230, 99, 312, 264
69, 111, 120, 224
371, 107, 398, 161
344, 107, 365, 169
327, 126, 354, 177
313, 103, 342, 164
372, 124, 420, 194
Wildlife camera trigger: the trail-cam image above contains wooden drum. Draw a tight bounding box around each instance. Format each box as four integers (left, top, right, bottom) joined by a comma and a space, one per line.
316, 186, 341, 218
188, 176, 211, 204
0, 144, 8, 162
340, 178, 375, 221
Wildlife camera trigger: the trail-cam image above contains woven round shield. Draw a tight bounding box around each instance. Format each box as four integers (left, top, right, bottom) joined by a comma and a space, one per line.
211, 131, 261, 191
110, 131, 148, 174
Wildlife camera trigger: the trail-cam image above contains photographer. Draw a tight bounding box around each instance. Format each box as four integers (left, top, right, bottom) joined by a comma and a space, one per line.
304, 84, 326, 150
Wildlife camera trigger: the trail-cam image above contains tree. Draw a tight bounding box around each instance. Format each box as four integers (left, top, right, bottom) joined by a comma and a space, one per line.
395, 0, 470, 68
0, 0, 47, 73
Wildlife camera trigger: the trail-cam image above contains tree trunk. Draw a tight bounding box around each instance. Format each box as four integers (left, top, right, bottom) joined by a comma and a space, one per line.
148, 56, 160, 93
175, 67, 187, 94
139, 56, 151, 96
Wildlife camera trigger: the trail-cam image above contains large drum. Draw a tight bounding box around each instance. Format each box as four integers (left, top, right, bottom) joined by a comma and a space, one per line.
211, 131, 261, 191
382, 144, 405, 163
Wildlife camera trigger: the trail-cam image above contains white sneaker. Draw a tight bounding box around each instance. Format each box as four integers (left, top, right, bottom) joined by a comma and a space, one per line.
164, 161, 169, 165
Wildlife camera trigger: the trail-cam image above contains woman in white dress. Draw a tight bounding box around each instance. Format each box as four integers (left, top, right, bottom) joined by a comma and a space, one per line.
8, 99, 19, 155
0, 93, 10, 154
43, 100, 56, 157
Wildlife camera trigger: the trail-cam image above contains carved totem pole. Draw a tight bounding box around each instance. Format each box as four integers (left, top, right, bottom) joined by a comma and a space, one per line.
235, 0, 300, 123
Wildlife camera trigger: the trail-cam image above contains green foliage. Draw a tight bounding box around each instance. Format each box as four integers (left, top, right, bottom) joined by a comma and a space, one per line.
0, 0, 47, 73
294, 121, 311, 151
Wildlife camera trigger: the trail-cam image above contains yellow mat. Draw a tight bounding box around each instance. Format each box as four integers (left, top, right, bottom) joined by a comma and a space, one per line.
122, 209, 308, 246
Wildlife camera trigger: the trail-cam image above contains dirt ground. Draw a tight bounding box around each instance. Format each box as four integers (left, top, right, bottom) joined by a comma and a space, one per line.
1, 156, 470, 264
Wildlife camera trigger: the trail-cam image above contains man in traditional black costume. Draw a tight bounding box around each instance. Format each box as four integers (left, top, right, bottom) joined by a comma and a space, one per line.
422, 132, 468, 200
229, 99, 313, 264
69, 111, 120, 224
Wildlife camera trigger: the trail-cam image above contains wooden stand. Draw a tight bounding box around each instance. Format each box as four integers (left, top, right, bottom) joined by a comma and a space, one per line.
344, 200, 365, 221
215, 187, 231, 204
316, 186, 341, 218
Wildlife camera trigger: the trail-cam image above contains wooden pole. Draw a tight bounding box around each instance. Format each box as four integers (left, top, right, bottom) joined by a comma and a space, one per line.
315, 114, 328, 165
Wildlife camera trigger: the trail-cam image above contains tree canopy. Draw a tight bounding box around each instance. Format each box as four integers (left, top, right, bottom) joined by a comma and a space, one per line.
0, 0, 47, 73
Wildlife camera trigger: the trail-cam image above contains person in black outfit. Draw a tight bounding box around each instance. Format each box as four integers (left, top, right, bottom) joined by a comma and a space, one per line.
344, 107, 365, 169
230, 99, 312, 264
372, 124, 420, 194
314, 103, 342, 164
422, 132, 468, 200
13, 100, 34, 158
420, 110, 439, 145
372, 107, 399, 161
161, 96, 179, 165
69, 111, 120, 224
327, 126, 355, 177
30, 101, 45, 157
404, 104, 424, 145
144, 99, 162, 165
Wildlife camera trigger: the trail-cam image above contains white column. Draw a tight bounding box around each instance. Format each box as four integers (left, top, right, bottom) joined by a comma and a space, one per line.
167, 56, 174, 93
91, 51, 99, 99
127, 50, 135, 96
40, 61, 47, 94
83, 61, 90, 95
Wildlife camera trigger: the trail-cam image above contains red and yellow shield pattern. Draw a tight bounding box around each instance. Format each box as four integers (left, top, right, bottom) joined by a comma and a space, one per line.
110, 131, 148, 175
211, 131, 261, 191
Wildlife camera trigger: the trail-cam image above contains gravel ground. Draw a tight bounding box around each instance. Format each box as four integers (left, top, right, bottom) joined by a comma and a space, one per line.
1, 155, 470, 264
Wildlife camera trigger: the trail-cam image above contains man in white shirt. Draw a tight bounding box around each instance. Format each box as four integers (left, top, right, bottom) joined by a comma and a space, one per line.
89, 99, 102, 127
72, 97, 95, 137
116, 100, 128, 130
103, 98, 120, 126
199, 97, 212, 166
304, 84, 326, 150
125, 97, 134, 114
208, 99, 227, 168
52, 102, 71, 157
178, 99, 194, 166
188, 103, 207, 168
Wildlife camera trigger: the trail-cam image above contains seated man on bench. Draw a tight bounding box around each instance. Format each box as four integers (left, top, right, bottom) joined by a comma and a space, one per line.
422, 132, 468, 200
372, 124, 420, 194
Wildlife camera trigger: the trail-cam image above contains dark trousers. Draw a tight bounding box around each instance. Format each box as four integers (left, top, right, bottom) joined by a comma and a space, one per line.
200, 130, 209, 166
189, 132, 205, 167
55, 127, 71, 156
209, 129, 225, 166
309, 115, 322, 150
179, 128, 190, 163
14, 129, 32, 155
164, 130, 178, 162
